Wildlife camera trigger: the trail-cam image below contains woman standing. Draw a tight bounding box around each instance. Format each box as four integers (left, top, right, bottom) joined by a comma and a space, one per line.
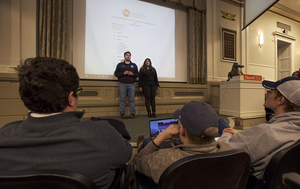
139, 58, 159, 117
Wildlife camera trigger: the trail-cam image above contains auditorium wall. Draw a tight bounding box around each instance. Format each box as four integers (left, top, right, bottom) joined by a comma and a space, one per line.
2, 0, 300, 126
0, 73, 211, 127
207, 0, 300, 82
0, 0, 213, 127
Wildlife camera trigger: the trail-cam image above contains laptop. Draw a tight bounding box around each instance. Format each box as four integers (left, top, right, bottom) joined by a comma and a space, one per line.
149, 118, 182, 149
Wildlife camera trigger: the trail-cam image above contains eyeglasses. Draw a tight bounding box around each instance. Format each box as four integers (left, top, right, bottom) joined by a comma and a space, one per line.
75, 87, 83, 95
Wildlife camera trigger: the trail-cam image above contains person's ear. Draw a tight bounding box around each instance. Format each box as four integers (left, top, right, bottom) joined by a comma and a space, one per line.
278, 96, 286, 106
67, 92, 76, 106
180, 125, 186, 136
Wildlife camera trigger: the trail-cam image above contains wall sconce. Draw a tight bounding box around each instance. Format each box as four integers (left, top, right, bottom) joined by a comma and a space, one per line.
259, 33, 264, 48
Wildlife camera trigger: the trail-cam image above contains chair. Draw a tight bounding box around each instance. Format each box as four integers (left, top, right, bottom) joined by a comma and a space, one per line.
254, 140, 300, 189
109, 164, 127, 189
0, 169, 97, 189
282, 172, 300, 188
122, 163, 138, 189
135, 149, 251, 189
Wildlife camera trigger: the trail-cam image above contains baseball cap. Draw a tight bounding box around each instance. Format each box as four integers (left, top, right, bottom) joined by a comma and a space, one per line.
262, 77, 300, 106
173, 101, 218, 137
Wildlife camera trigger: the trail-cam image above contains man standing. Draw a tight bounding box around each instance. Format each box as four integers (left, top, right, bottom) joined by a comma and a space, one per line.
133, 101, 231, 183
0, 57, 132, 189
219, 77, 300, 184
114, 51, 139, 118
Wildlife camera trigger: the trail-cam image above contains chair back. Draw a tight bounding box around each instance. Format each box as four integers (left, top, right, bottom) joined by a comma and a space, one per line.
257, 140, 300, 189
282, 172, 300, 188
158, 149, 251, 189
0, 169, 97, 189
109, 164, 126, 189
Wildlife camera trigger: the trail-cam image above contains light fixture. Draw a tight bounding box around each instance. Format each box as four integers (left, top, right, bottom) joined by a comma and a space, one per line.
259, 33, 264, 48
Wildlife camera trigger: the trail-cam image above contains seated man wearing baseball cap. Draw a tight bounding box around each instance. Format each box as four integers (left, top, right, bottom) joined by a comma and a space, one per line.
219, 77, 300, 185
133, 101, 232, 183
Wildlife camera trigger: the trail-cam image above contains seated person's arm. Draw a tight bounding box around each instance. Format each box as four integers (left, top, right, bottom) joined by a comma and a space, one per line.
133, 125, 180, 183
153, 124, 180, 147
218, 128, 237, 143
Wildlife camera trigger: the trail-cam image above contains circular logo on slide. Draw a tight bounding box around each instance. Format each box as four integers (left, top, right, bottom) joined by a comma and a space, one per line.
123, 9, 130, 17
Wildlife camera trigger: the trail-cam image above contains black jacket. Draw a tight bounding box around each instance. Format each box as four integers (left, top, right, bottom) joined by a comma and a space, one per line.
114, 61, 139, 84
139, 67, 159, 87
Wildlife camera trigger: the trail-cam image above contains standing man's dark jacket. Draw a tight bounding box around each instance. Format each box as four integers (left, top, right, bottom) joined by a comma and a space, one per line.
114, 61, 139, 83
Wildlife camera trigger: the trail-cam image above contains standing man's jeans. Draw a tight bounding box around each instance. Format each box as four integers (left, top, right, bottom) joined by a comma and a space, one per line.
119, 82, 136, 115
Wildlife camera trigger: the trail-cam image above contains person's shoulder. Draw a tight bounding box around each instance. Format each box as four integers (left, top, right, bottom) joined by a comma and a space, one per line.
80, 119, 111, 127
117, 62, 124, 66
75, 119, 117, 133
131, 62, 138, 66
232, 123, 270, 139
75, 120, 127, 142
217, 141, 232, 151
0, 120, 23, 131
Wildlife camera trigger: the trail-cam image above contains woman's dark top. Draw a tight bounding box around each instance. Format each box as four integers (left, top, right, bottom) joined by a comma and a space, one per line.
139, 68, 160, 87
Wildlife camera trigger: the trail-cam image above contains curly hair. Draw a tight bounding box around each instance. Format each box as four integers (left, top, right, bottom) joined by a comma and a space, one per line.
15, 57, 79, 113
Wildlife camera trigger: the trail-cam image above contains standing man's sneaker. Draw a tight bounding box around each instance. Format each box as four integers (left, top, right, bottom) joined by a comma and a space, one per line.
121, 114, 126, 119
129, 113, 135, 118
153, 112, 157, 118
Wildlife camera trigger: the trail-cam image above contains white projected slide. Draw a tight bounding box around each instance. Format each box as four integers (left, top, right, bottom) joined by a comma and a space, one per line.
85, 0, 175, 79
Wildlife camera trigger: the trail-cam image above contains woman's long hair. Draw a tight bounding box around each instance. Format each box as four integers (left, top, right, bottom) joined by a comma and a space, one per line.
141, 58, 154, 72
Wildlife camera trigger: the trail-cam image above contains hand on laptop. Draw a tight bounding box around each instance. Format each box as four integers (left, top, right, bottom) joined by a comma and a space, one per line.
153, 124, 180, 147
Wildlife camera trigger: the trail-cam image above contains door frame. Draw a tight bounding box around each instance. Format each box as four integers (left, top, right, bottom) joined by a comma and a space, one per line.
273, 31, 296, 80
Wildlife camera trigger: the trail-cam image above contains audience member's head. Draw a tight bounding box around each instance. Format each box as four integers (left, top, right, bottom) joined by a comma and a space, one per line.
262, 77, 300, 113
15, 57, 80, 113
292, 71, 299, 78
173, 101, 218, 144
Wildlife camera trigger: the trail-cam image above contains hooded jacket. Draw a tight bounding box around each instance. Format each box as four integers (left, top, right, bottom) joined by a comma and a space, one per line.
133, 140, 231, 183
218, 111, 300, 179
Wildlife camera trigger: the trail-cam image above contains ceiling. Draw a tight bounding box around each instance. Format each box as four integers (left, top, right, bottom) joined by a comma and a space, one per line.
269, 0, 300, 23
229, 0, 300, 23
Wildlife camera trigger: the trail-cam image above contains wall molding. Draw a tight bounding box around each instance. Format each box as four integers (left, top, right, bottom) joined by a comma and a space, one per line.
273, 31, 297, 41
207, 76, 227, 82
248, 62, 276, 68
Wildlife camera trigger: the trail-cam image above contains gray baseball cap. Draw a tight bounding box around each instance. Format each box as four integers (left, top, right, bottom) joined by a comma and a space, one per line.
262, 77, 300, 106
173, 101, 218, 137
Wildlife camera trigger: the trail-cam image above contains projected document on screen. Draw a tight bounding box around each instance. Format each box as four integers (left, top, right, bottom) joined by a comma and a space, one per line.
84, 0, 175, 79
